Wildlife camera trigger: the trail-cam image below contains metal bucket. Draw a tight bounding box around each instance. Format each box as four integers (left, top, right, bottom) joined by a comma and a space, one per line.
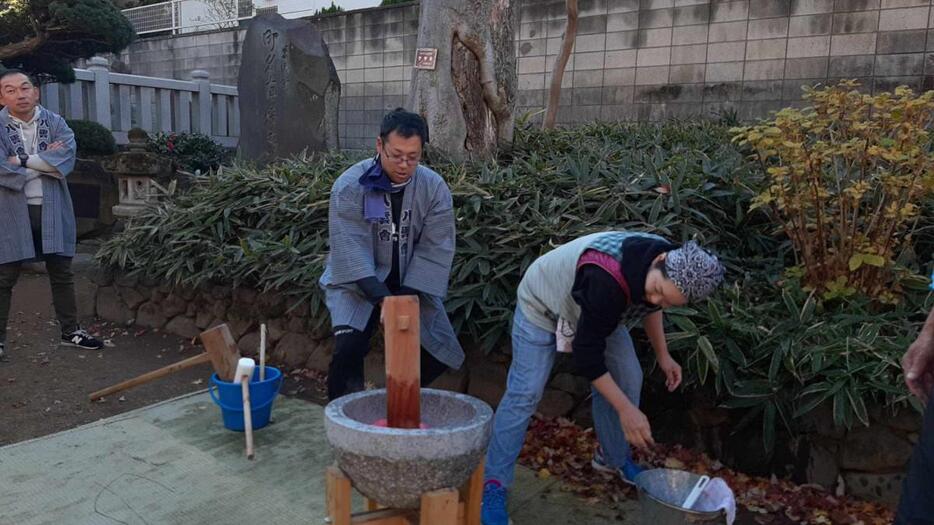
634, 469, 727, 525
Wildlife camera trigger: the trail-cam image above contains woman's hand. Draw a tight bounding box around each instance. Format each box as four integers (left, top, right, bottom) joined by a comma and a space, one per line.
658, 354, 682, 392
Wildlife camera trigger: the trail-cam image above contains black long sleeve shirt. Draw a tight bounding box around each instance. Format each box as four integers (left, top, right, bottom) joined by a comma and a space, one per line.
571, 265, 629, 381
569, 237, 674, 381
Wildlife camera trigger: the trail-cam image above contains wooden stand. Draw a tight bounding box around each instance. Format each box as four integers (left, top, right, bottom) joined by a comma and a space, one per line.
325, 460, 485, 525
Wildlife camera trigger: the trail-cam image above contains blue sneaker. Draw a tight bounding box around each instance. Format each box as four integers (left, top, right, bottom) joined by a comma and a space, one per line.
481, 481, 509, 525
591, 445, 644, 485
619, 459, 645, 485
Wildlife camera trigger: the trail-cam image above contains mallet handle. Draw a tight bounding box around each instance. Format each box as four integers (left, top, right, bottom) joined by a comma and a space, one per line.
242, 377, 255, 460
383, 296, 421, 429
88, 352, 210, 401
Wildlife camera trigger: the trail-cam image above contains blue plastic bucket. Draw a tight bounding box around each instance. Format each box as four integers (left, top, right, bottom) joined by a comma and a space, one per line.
208, 366, 283, 432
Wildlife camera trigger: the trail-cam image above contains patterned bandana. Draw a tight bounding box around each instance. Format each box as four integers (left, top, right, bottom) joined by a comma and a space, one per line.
664, 241, 724, 302
358, 155, 411, 223
6, 106, 50, 157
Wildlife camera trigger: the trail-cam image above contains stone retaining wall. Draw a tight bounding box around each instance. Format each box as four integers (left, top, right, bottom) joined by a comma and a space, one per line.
801, 404, 920, 505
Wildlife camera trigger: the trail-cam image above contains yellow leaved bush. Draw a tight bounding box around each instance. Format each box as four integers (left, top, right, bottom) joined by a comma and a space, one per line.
732, 81, 934, 302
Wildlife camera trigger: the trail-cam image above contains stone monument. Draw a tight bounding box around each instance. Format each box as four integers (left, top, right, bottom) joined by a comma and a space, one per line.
238, 13, 341, 164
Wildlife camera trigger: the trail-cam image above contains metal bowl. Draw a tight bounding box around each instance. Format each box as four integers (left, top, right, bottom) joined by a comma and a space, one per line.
634, 468, 726, 525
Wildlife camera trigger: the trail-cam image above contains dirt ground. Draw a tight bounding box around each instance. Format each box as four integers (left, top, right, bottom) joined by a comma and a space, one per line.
0, 251, 326, 447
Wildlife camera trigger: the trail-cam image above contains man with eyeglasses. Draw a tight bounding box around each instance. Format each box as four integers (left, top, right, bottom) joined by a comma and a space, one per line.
319, 108, 463, 400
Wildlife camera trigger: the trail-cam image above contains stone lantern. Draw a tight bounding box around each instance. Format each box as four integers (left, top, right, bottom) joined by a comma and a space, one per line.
102, 128, 175, 218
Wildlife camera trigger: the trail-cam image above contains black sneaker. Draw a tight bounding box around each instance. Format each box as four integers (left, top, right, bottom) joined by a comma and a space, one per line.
62, 328, 104, 350
0, 342, 7, 362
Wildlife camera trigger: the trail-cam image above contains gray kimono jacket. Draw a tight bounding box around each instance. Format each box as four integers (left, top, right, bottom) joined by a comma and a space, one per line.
0, 106, 77, 264
319, 158, 464, 370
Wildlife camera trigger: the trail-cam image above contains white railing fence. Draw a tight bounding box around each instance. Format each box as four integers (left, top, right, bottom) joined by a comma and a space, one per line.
122, 0, 254, 35
41, 57, 239, 147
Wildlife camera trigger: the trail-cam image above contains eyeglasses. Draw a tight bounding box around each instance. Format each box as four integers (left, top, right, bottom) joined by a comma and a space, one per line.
381, 146, 421, 166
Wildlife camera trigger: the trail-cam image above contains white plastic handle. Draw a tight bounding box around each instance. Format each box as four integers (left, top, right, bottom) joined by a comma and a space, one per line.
682, 475, 710, 509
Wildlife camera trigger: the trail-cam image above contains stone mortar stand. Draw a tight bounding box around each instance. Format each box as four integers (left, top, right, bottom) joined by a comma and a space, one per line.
325, 388, 493, 509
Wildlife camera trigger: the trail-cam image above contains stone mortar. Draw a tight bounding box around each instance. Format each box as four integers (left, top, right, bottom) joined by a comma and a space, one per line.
324, 388, 493, 508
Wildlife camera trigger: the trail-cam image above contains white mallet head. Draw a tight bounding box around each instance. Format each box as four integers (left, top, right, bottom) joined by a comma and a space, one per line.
234, 357, 256, 384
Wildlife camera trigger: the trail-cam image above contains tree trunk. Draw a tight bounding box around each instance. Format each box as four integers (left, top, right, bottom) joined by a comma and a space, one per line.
407, 0, 517, 161
543, 0, 578, 130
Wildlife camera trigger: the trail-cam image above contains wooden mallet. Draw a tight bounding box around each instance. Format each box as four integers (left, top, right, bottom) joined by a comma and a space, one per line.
88, 323, 241, 401
198, 324, 242, 382
382, 295, 421, 429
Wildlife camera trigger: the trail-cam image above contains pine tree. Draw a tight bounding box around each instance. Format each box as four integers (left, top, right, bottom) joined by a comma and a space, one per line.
0, 0, 135, 83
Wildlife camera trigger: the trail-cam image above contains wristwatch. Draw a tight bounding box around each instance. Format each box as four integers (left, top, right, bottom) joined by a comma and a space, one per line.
18, 154, 28, 168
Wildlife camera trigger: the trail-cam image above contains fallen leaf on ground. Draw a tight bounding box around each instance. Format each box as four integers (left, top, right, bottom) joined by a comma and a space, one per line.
664, 457, 686, 469
518, 414, 893, 524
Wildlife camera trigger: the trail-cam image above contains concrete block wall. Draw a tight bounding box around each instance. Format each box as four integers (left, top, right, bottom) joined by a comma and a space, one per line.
116, 29, 247, 86
515, 0, 934, 123
116, 0, 934, 148
315, 4, 421, 149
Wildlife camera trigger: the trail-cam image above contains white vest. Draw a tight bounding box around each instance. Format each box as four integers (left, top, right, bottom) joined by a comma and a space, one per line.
516, 231, 666, 332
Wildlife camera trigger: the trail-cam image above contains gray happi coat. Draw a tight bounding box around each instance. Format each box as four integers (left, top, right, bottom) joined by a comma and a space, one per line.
319, 158, 464, 369
0, 106, 77, 264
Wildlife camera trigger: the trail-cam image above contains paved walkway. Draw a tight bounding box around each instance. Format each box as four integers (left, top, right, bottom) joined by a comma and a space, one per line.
0, 392, 637, 525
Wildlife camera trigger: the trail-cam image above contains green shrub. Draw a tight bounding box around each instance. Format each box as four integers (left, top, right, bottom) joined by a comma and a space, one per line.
98, 152, 351, 330
147, 131, 229, 173
100, 120, 772, 339
97, 120, 933, 450
67, 119, 116, 157
666, 275, 932, 453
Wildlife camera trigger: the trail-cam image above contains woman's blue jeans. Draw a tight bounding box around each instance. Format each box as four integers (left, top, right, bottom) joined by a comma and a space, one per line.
484, 306, 643, 488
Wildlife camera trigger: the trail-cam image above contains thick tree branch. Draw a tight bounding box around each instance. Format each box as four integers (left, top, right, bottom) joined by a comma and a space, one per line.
0, 33, 46, 61
543, 0, 578, 130
455, 23, 512, 139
